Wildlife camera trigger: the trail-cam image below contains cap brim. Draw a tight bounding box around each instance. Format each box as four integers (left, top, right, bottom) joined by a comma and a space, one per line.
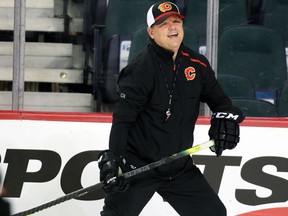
153, 12, 185, 26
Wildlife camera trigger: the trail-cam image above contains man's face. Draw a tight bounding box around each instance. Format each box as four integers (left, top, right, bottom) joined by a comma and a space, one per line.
147, 15, 184, 54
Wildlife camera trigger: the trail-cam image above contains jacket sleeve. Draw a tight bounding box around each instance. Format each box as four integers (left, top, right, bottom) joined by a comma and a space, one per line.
108, 63, 153, 155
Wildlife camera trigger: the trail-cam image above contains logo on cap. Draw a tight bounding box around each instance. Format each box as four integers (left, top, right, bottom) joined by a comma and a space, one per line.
158, 2, 173, 13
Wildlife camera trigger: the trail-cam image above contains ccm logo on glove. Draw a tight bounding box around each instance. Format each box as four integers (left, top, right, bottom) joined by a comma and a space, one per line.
211, 112, 240, 121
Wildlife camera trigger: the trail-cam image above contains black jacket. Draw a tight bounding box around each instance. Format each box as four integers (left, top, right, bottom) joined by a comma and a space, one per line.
109, 40, 242, 178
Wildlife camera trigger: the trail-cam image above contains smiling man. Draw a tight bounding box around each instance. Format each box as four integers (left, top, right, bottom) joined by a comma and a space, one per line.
147, 2, 184, 60
98, 1, 244, 215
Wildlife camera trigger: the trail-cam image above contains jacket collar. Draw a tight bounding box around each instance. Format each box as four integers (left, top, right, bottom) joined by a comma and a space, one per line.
149, 38, 183, 62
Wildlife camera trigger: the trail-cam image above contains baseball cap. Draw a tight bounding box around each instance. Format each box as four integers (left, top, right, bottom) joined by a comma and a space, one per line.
147, 2, 185, 27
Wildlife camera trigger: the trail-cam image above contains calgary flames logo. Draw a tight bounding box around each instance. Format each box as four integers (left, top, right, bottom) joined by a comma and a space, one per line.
158, 2, 173, 12
184, 67, 196, 81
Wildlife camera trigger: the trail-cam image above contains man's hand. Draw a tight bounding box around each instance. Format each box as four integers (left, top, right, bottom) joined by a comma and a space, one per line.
98, 150, 129, 193
209, 112, 244, 156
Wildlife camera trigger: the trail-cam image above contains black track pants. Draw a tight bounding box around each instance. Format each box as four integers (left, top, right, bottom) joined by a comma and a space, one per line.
100, 166, 226, 216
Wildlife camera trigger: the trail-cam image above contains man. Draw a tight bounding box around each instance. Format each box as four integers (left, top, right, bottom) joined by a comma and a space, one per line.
98, 2, 244, 215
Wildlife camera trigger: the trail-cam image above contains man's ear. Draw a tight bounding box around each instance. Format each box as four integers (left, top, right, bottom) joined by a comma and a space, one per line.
147, 27, 154, 39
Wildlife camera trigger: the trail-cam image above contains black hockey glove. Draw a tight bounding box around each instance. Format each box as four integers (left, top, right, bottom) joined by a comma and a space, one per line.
98, 150, 129, 194
209, 112, 244, 157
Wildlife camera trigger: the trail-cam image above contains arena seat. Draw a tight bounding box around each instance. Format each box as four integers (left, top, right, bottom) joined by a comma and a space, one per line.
218, 25, 287, 103
231, 98, 278, 117
217, 74, 255, 98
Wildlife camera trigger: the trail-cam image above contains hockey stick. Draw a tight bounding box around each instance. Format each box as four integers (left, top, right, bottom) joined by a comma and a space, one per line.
12, 140, 214, 216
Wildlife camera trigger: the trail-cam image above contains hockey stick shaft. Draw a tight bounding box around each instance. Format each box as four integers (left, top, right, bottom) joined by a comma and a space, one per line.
12, 140, 214, 216
123, 139, 214, 178
12, 183, 105, 216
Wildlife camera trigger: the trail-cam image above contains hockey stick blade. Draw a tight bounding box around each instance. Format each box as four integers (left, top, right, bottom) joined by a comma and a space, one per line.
12, 140, 214, 216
